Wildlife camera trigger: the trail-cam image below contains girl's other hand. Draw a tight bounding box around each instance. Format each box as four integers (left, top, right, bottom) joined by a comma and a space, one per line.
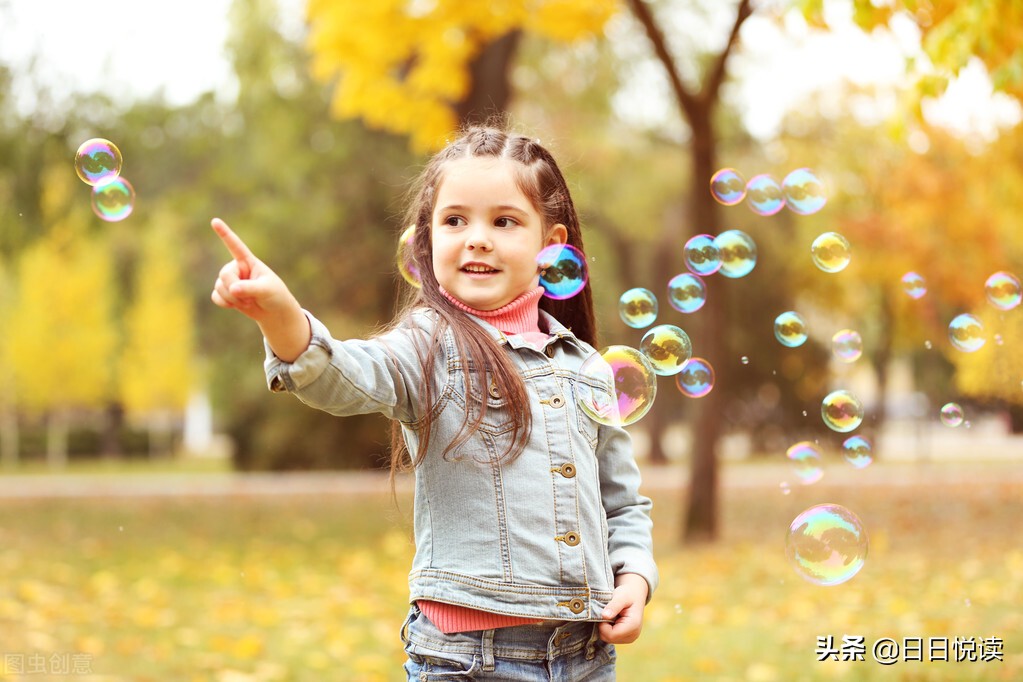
597, 573, 648, 645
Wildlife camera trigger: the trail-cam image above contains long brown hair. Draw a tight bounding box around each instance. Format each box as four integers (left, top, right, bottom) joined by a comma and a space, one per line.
387, 126, 598, 476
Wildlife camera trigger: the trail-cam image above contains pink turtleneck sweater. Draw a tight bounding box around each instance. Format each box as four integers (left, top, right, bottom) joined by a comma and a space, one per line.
419, 286, 550, 634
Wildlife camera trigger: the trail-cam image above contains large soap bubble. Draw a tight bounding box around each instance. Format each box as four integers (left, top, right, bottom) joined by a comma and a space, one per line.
577, 346, 657, 427
786, 504, 868, 586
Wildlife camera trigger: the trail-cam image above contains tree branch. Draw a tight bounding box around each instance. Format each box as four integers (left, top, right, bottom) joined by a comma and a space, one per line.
702, 0, 753, 105
624, 0, 698, 122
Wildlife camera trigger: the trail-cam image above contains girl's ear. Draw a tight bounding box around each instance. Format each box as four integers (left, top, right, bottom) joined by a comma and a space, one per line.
545, 223, 568, 247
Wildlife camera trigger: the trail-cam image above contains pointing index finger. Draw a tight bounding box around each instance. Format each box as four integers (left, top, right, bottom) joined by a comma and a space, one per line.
211, 218, 255, 270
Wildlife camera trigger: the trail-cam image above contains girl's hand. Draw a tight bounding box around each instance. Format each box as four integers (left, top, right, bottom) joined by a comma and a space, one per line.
210, 218, 311, 362
597, 573, 648, 644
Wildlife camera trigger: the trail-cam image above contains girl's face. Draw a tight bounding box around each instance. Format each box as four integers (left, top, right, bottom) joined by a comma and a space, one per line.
431, 156, 567, 311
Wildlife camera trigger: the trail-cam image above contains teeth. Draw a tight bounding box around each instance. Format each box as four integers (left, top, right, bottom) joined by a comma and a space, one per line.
464, 265, 496, 273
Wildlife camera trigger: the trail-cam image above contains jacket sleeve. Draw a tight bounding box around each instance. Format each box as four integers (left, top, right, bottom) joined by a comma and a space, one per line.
597, 423, 659, 600
262, 310, 428, 424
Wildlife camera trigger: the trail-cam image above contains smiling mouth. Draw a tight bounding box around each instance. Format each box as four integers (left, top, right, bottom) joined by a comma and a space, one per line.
462, 265, 500, 274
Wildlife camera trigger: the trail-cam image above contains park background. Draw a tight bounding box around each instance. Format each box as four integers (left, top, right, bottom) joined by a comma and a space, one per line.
0, 0, 1021, 679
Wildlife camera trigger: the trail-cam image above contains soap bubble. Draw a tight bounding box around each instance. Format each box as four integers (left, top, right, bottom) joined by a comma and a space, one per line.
842, 435, 873, 469
901, 271, 927, 299
710, 168, 746, 206
683, 234, 722, 276
91, 178, 135, 222
786, 441, 823, 485
811, 232, 851, 273
740, 356, 750, 365
786, 504, 868, 586
774, 311, 808, 348
832, 329, 863, 363
746, 174, 785, 216
984, 271, 1021, 310
713, 229, 757, 278
74, 138, 122, 186
782, 168, 827, 215
821, 390, 863, 433
674, 357, 714, 398
948, 314, 986, 352
396, 225, 421, 288
577, 346, 656, 426
537, 243, 587, 300
618, 288, 658, 328
940, 402, 964, 427
666, 274, 707, 314
640, 324, 692, 376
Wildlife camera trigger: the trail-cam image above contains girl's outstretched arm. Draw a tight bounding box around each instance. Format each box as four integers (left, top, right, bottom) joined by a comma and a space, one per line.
210, 217, 311, 362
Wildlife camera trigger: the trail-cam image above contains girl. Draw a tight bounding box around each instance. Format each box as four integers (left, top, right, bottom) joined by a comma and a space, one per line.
210, 127, 657, 680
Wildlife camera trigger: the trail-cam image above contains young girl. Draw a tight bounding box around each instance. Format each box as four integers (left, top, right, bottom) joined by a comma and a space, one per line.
210, 127, 657, 680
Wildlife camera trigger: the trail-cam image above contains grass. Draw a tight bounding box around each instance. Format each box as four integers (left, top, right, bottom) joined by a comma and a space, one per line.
0, 462, 1020, 681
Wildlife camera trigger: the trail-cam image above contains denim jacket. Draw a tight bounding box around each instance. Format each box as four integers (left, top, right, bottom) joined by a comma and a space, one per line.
264, 308, 658, 622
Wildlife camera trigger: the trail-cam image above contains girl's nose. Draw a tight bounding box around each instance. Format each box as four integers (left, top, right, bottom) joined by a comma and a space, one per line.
465, 225, 493, 251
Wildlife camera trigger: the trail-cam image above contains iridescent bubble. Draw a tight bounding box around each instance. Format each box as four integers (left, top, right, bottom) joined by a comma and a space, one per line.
811, 232, 851, 273
740, 356, 750, 365
577, 346, 656, 426
786, 504, 868, 586
666, 273, 707, 314
640, 324, 692, 376
782, 168, 827, 215
821, 389, 864, 433
537, 243, 588, 300
901, 271, 927, 300
90, 177, 135, 222
618, 288, 658, 328
74, 138, 122, 187
984, 271, 1021, 310
948, 314, 986, 353
683, 234, 722, 276
713, 229, 757, 278
940, 402, 964, 427
786, 441, 824, 485
774, 311, 808, 348
674, 357, 714, 398
746, 174, 785, 216
709, 168, 746, 206
842, 435, 873, 469
396, 225, 421, 288
832, 329, 863, 363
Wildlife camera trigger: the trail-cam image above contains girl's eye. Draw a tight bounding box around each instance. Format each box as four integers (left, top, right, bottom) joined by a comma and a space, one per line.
444, 216, 466, 227
495, 217, 518, 228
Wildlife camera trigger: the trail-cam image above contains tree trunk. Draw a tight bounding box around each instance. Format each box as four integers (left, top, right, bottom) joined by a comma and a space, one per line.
46, 409, 69, 469
872, 289, 895, 456
455, 31, 522, 127
0, 407, 18, 469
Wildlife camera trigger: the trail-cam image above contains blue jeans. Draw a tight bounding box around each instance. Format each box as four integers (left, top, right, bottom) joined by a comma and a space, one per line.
400, 605, 617, 681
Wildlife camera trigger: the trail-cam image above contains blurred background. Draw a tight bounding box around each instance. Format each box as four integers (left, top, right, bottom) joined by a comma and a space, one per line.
0, 0, 1021, 680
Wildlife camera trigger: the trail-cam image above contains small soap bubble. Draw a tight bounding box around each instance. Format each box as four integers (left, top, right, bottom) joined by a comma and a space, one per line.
821, 389, 864, 433
940, 402, 964, 427
811, 232, 851, 273
948, 314, 986, 353
902, 271, 927, 299
683, 234, 722, 276
640, 324, 692, 376
619, 288, 658, 328
396, 225, 421, 288
779, 482, 791, 495
741, 356, 750, 365
832, 329, 863, 363
537, 243, 588, 299
842, 435, 873, 469
710, 168, 746, 206
746, 174, 785, 216
786, 503, 868, 586
75, 137, 123, 186
713, 229, 757, 278
984, 271, 1021, 310
674, 357, 714, 398
666, 273, 707, 314
774, 311, 808, 348
786, 441, 824, 485
782, 168, 827, 215
924, 340, 933, 350
91, 178, 135, 222
577, 346, 657, 426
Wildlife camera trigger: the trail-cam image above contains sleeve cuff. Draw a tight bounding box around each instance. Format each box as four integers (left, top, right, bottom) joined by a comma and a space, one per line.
263, 310, 333, 393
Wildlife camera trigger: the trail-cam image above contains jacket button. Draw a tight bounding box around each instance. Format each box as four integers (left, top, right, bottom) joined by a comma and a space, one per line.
563, 531, 580, 546
568, 598, 585, 614
270, 376, 286, 393
559, 463, 576, 478
549, 395, 565, 408
488, 383, 501, 399
545, 345, 556, 358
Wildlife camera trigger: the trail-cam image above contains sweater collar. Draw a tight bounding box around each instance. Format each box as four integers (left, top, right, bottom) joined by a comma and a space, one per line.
440, 286, 544, 336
